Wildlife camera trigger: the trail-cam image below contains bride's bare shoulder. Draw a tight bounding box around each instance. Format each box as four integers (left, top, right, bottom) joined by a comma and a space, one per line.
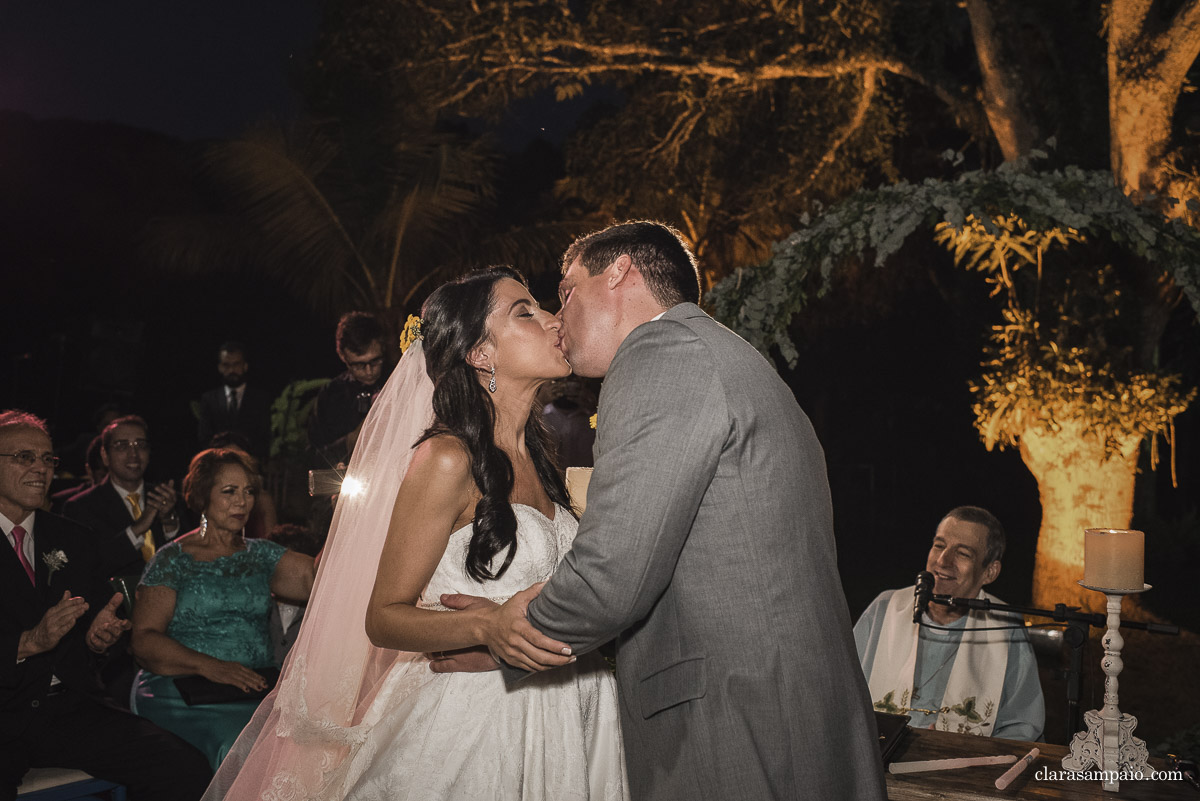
409, 434, 472, 484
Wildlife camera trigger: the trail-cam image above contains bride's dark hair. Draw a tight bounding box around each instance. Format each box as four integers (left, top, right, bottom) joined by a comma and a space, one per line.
417, 266, 572, 582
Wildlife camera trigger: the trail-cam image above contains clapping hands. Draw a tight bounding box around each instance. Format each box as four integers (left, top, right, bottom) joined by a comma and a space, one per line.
19, 591, 131, 659
19, 591, 88, 658
131, 481, 179, 535
145, 481, 178, 518
85, 593, 132, 654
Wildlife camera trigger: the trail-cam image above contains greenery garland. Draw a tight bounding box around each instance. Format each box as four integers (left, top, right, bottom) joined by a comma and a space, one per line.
709, 163, 1200, 363
707, 164, 1200, 457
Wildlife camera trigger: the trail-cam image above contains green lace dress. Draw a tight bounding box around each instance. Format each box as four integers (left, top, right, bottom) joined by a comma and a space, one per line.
132, 538, 286, 769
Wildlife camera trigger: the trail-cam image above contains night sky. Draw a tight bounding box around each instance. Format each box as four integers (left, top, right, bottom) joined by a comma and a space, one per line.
0, 1, 320, 140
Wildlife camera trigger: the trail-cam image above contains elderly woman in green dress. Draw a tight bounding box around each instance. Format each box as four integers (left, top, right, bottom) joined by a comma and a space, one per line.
130, 448, 316, 769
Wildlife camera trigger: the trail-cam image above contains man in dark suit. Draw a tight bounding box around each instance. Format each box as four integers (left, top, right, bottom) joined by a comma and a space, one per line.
196, 341, 272, 461
0, 410, 212, 801
62, 416, 180, 582
62, 416, 180, 707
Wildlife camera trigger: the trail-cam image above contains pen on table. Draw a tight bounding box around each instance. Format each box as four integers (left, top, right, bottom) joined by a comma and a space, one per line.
889, 754, 1018, 775
995, 747, 1039, 790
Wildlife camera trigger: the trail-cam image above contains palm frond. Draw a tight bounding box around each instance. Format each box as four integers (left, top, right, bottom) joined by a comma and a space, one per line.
202, 122, 376, 308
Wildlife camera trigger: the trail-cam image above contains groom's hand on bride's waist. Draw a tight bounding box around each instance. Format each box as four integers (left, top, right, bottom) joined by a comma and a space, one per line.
442, 584, 576, 673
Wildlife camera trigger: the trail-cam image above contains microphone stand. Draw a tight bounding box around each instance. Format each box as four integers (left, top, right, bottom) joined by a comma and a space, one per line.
925, 594, 1178, 743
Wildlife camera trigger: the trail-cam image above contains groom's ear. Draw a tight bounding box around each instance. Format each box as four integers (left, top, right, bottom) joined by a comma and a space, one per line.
606, 254, 633, 289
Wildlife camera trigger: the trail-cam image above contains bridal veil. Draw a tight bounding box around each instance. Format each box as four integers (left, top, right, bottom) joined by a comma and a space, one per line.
204, 340, 434, 800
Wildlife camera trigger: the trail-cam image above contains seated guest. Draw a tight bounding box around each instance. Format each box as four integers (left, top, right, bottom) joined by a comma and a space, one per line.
62, 416, 180, 581
263, 523, 322, 663
0, 410, 212, 800
308, 312, 390, 468
206, 431, 278, 539
196, 342, 272, 462
52, 402, 124, 486
62, 418, 182, 707
49, 435, 107, 512
854, 506, 1044, 740
130, 448, 316, 769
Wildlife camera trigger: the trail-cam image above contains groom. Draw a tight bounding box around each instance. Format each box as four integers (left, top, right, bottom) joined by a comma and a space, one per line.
449, 221, 886, 800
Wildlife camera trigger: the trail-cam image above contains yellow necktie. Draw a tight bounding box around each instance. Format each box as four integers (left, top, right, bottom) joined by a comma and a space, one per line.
128, 493, 156, 562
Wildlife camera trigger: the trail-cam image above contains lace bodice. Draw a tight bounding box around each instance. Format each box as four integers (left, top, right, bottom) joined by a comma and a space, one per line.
419, 504, 576, 609
139, 538, 285, 668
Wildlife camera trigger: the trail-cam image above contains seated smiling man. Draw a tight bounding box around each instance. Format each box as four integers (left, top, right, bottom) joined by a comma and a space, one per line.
0, 410, 211, 801
854, 506, 1045, 740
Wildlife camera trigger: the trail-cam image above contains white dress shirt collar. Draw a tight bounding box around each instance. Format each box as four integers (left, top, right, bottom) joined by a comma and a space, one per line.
1, 508, 34, 539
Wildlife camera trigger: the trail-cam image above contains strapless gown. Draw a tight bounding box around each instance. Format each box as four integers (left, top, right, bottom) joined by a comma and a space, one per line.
329, 503, 628, 801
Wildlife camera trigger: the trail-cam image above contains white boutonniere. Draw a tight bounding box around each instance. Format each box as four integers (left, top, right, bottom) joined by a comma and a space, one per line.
42, 549, 68, 581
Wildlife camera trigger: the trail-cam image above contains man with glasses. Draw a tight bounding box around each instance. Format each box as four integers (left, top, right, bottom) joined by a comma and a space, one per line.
308, 311, 391, 468
62, 416, 179, 582
196, 341, 272, 461
0, 409, 212, 800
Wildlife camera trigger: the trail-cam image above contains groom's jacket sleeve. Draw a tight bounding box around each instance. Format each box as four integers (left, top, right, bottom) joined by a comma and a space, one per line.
524, 320, 727, 657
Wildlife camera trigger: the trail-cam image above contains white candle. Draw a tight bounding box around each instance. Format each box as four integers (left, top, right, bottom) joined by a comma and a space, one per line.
565, 467, 593, 516
1083, 528, 1144, 591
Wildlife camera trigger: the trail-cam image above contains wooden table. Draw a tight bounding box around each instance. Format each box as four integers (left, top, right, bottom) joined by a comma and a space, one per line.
886, 728, 1195, 800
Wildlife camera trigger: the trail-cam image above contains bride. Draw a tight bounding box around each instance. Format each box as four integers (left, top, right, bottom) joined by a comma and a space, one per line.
205, 268, 628, 800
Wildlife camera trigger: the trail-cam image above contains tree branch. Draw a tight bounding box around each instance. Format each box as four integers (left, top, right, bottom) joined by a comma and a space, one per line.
792, 68, 880, 197
1158, 0, 1200, 85
412, 41, 980, 126
966, 0, 1040, 161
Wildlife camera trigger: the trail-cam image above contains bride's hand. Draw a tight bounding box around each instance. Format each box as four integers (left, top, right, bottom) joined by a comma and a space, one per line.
475, 584, 576, 672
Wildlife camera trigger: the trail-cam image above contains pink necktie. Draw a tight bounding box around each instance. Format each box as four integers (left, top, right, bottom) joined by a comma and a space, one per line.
11, 525, 35, 585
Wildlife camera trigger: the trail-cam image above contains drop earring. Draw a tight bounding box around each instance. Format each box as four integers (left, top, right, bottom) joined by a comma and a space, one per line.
488, 364, 497, 393
199, 513, 208, 540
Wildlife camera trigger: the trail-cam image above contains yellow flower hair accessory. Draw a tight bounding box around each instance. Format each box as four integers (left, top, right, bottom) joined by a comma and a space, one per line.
589, 413, 597, 430
399, 314, 423, 354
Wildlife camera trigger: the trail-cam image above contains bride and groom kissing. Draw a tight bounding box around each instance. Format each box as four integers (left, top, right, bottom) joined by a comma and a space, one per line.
207, 221, 886, 801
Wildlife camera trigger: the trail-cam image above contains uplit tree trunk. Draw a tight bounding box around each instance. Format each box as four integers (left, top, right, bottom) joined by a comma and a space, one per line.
1108, 0, 1200, 199
1109, 79, 1179, 200
1018, 421, 1142, 612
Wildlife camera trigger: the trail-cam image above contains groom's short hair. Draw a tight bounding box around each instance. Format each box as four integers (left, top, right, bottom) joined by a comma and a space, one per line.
563, 221, 701, 307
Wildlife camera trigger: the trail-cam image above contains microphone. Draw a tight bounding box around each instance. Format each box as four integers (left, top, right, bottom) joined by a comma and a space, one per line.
913, 571, 935, 624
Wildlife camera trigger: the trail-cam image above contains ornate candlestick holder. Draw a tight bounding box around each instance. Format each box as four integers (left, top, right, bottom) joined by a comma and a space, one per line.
1061, 582, 1152, 793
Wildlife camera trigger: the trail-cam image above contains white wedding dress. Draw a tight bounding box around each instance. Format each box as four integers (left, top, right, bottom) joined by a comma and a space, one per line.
321, 503, 629, 801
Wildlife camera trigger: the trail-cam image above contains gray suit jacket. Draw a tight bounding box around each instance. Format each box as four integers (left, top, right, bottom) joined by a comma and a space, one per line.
523, 303, 886, 800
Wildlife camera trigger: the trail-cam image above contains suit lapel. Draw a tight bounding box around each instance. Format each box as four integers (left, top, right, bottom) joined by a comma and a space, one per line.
109, 478, 167, 552
106, 478, 159, 549
105, 480, 137, 526
32, 511, 62, 602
